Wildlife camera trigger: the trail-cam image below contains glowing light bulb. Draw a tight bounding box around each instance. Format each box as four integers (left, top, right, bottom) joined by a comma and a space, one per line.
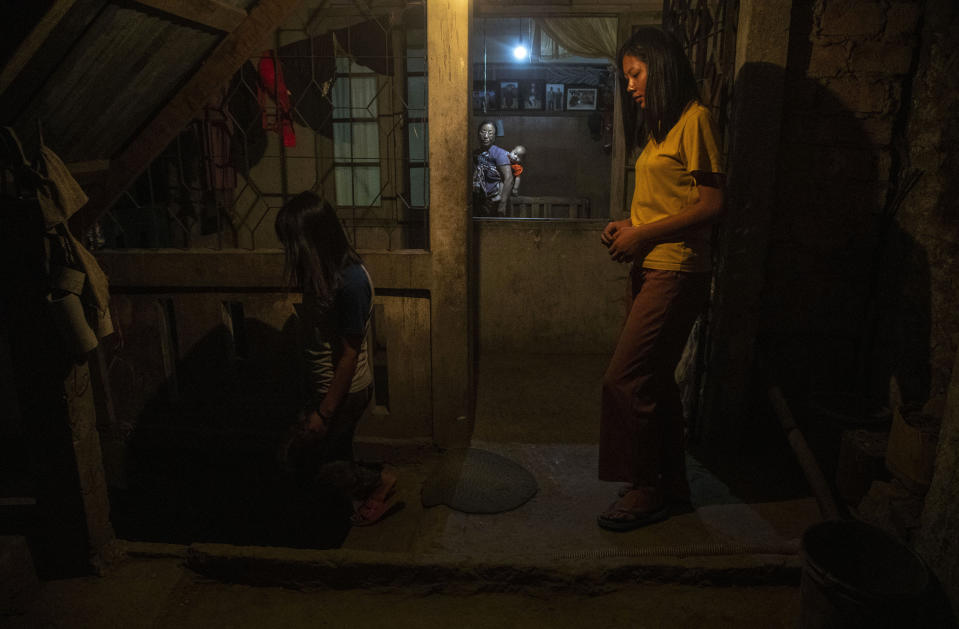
512, 45, 528, 61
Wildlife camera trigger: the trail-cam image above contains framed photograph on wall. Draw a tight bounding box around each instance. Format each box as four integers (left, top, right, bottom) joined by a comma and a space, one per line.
521, 81, 544, 110
545, 83, 564, 111
473, 88, 497, 112
499, 81, 520, 110
566, 87, 597, 111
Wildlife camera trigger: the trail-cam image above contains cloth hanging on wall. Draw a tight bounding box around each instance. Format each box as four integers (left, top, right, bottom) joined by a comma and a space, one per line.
202, 88, 237, 193
536, 17, 618, 62
224, 17, 394, 175
277, 17, 394, 134
1, 126, 113, 353
258, 52, 297, 147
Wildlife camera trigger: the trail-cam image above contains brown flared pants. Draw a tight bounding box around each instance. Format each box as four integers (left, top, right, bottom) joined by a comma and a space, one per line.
599, 266, 710, 491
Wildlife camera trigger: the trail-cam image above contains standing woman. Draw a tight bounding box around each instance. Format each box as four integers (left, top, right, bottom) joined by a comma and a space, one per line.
275, 191, 397, 527
598, 27, 725, 531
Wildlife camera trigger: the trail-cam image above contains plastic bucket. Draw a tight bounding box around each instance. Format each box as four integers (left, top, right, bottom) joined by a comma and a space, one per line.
800, 520, 929, 628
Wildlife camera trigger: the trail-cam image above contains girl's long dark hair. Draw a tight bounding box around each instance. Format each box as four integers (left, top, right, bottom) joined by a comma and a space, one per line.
617, 27, 700, 153
275, 191, 361, 303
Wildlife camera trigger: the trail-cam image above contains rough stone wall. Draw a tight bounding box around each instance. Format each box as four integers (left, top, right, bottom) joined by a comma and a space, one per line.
761, 0, 924, 405
761, 0, 959, 611
918, 342, 959, 618
907, 0, 959, 616
889, 0, 959, 412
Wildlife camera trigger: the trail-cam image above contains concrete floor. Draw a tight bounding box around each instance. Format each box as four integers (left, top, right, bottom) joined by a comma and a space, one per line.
343, 352, 816, 560
4, 352, 820, 627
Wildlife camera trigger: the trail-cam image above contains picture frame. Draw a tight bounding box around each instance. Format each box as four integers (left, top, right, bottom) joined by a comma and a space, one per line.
499, 81, 520, 110
473, 89, 497, 112
566, 87, 597, 111
521, 81, 544, 111
545, 83, 564, 112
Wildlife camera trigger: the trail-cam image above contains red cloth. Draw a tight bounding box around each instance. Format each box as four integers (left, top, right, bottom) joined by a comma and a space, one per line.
257, 51, 296, 147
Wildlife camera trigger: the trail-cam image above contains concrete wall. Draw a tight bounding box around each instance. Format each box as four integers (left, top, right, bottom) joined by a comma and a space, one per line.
475, 219, 626, 355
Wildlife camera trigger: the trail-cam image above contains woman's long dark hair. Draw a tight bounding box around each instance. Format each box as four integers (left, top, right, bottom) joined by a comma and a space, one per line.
275, 191, 361, 303
617, 27, 700, 153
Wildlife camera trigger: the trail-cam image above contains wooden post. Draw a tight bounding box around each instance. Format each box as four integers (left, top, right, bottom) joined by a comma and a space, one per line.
428, 0, 472, 447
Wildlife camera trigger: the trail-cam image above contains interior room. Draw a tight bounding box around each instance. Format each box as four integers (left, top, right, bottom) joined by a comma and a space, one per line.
2, 0, 959, 626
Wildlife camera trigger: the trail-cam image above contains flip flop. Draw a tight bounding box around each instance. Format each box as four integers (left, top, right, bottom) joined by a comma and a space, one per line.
597, 500, 670, 532
350, 496, 405, 527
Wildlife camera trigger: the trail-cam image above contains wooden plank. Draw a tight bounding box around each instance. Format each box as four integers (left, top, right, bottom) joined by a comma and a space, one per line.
133, 0, 247, 32
384, 296, 432, 437
476, 6, 661, 17
77, 0, 303, 228
357, 295, 432, 441
66, 159, 111, 176
428, 0, 472, 448
0, 0, 111, 128
95, 250, 432, 291
64, 360, 116, 568
0, 0, 79, 96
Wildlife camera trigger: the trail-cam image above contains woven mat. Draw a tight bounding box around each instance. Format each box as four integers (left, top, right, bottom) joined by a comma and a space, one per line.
421, 447, 538, 514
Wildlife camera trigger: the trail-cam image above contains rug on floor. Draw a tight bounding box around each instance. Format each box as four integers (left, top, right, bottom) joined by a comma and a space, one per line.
421, 447, 538, 513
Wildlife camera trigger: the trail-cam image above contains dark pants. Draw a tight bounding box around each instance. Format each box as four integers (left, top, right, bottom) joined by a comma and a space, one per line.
599, 267, 709, 492
287, 384, 381, 500
473, 190, 503, 217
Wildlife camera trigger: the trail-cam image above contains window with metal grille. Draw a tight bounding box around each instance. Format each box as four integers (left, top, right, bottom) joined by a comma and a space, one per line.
96, 1, 428, 252
332, 57, 382, 208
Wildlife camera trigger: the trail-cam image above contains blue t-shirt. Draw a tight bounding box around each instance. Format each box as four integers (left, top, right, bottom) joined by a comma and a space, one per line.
472, 144, 510, 198
303, 263, 373, 396
335, 264, 373, 336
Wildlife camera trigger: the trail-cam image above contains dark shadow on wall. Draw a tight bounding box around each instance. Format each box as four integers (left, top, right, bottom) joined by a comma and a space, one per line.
759, 79, 930, 422
700, 56, 931, 500
109, 314, 353, 549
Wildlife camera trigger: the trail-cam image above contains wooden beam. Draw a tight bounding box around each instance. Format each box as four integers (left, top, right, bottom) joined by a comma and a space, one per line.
94, 250, 432, 291
475, 6, 661, 17
67, 159, 111, 176
0, 0, 79, 97
428, 0, 472, 448
132, 0, 247, 32
78, 0, 302, 227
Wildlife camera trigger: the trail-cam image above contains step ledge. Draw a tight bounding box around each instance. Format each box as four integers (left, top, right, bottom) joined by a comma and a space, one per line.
185, 542, 801, 593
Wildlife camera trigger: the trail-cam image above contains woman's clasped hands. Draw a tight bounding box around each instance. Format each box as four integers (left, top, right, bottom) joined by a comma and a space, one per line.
601, 219, 646, 263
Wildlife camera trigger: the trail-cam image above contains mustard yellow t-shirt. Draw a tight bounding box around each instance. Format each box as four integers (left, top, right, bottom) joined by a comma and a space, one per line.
630, 102, 724, 272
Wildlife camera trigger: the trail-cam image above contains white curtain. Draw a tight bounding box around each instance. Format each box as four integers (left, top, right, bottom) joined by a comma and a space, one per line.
536, 17, 618, 62
332, 68, 381, 206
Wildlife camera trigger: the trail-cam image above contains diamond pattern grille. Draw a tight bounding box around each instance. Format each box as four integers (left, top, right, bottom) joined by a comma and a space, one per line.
99, 1, 428, 252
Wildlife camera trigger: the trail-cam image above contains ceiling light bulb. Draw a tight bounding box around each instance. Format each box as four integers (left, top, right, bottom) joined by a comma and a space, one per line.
513, 45, 528, 61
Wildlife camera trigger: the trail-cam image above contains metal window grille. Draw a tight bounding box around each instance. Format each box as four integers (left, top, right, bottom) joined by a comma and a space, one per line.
98, 0, 428, 252
662, 0, 739, 437
662, 0, 739, 145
